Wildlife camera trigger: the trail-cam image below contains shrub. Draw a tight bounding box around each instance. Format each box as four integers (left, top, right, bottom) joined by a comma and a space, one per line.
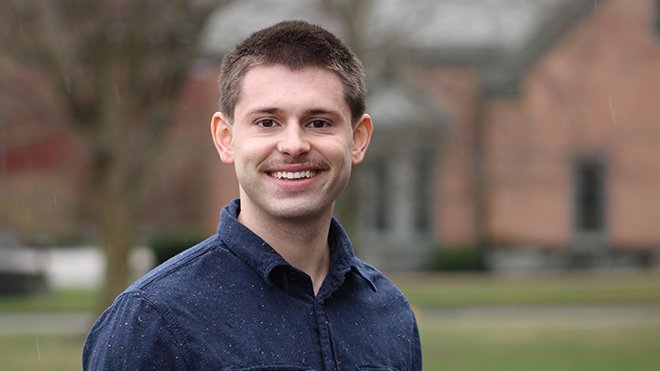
148, 230, 205, 265
0, 271, 48, 296
432, 246, 485, 272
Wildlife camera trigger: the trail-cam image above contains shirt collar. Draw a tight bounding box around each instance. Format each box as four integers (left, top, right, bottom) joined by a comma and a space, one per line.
217, 199, 376, 292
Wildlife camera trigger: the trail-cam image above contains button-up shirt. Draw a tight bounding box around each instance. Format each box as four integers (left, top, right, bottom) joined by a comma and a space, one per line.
83, 199, 422, 370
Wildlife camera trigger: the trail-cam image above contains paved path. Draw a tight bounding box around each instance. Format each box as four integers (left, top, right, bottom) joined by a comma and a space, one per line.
417, 304, 660, 328
0, 312, 93, 335
2, 305, 660, 335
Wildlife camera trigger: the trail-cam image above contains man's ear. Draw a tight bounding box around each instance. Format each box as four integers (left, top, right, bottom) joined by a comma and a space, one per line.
211, 112, 234, 164
351, 113, 373, 164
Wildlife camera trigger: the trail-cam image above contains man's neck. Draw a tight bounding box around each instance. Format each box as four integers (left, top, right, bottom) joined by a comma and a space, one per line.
237, 202, 332, 295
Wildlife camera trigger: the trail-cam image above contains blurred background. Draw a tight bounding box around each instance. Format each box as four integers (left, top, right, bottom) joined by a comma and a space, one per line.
1, 0, 660, 369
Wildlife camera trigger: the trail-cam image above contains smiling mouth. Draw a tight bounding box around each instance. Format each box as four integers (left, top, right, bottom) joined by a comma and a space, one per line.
270, 170, 317, 180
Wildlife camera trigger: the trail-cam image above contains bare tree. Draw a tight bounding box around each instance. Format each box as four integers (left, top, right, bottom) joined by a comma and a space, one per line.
0, 0, 232, 312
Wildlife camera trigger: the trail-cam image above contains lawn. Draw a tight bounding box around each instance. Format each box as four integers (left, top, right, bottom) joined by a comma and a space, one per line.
1, 271, 659, 370
400, 271, 660, 370
419, 318, 660, 371
0, 334, 84, 371
2, 321, 659, 371
0, 289, 97, 313
392, 270, 660, 307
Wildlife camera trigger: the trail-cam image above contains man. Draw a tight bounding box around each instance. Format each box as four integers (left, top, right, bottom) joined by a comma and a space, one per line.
83, 20, 422, 370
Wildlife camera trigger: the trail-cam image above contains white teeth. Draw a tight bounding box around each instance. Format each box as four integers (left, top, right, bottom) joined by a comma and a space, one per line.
271, 171, 316, 179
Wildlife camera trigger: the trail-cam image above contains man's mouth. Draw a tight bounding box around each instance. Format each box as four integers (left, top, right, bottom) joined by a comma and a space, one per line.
270, 170, 317, 180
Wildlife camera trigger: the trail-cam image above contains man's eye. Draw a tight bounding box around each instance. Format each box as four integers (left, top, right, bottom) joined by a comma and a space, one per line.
308, 120, 329, 129
256, 119, 276, 128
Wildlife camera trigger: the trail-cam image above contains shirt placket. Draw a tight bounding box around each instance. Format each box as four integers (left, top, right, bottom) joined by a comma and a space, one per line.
313, 297, 339, 371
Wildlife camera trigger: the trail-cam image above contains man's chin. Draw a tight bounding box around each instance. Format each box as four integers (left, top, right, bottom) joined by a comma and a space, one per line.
265, 200, 332, 221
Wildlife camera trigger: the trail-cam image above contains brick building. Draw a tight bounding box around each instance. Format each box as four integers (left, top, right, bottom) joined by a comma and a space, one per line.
4, 0, 659, 271
365, 0, 660, 269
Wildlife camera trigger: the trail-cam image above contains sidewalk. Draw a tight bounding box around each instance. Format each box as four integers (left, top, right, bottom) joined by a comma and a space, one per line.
0, 312, 93, 335
2, 304, 660, 336
418, 304, 660, 328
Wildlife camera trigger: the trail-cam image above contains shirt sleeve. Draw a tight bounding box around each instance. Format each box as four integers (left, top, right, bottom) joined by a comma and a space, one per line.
82, 291, 190, 370
411, 317, 423, 371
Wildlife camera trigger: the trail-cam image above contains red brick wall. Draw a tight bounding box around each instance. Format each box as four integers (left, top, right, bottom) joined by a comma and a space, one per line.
422, 0, 660, 251
416, 67, 481, 246
485, 96, 571, 248
487, 0, 660, 249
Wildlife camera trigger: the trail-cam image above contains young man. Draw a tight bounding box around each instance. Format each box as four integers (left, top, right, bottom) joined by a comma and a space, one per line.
83, 20, 422, 370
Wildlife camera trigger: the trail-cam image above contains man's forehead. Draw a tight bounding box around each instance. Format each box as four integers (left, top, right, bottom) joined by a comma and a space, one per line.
242, 64, 343, 84
235, 65, 350, 115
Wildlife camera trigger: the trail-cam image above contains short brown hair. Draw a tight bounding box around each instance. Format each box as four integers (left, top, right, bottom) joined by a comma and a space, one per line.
218, 20, 366, 123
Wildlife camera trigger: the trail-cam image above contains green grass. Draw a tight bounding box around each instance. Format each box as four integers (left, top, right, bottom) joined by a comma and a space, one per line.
0, 334, 84, 371
2, 316, 659, 371
0, 289, 97, 313
392, 271, 660, 307
1, 272, 660, 370
419, 318, 660, 371
399, 271, 660, 370
2, 271, 659, 313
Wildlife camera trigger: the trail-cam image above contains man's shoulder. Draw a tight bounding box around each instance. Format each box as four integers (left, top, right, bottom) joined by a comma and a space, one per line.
351, 258, 411, 304
88, 235, 247, 341
123, 235, 239, 300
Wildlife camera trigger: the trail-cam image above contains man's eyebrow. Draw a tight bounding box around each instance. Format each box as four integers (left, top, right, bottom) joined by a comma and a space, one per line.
304, 108, 342, 117
246, 107, 344, 117
246, 107, 283, 116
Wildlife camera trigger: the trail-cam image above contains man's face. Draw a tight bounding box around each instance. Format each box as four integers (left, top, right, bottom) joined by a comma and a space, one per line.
212, 64, 372, 222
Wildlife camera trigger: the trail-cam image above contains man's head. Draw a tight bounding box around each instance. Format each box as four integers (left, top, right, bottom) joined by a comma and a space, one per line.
211, 21, 373, 223
218, 20, 366, 124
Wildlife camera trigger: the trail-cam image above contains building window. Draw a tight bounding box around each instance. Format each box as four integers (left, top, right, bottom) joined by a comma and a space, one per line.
575, 159, 606, 232
656, 0, 660, 39
362, 149, 435, 235
413, 151, 433, 233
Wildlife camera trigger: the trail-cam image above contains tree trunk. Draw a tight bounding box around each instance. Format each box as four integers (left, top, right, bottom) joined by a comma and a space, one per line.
95, 181, 137, 315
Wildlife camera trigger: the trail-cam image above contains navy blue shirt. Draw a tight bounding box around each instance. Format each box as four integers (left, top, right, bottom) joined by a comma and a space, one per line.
83, 199, 422, 370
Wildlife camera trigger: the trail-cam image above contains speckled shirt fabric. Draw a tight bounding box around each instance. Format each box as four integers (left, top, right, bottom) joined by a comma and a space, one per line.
83, 199, 422, 370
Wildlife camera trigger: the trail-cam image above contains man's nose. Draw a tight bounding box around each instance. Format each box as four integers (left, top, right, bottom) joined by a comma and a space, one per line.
277, 124, 311, 157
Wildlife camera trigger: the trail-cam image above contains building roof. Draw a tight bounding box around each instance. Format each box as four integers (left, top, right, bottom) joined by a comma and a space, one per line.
480, 0, 596, 95
202, 0, 569, 58
200, 0, 597, 125
367, 78, 447, 130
